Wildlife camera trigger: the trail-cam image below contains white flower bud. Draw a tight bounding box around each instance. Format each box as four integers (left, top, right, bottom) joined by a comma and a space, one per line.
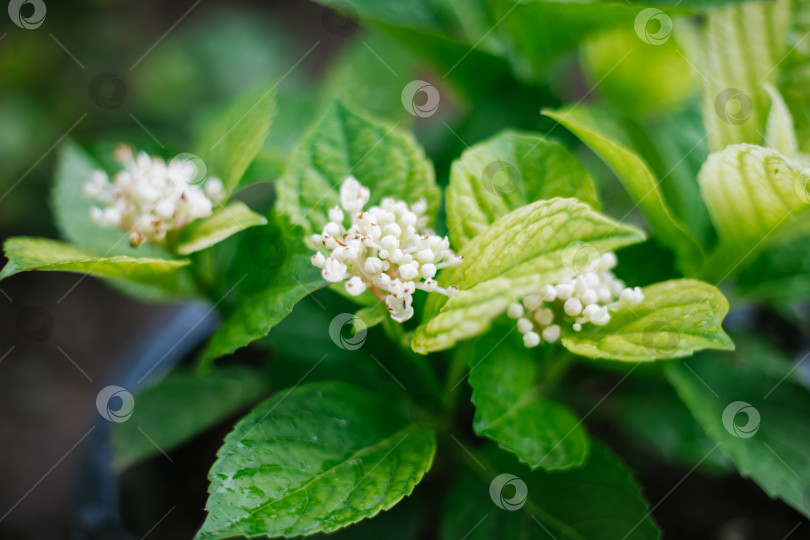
580, 289, 598, 306
564, 297, 583, 317
323, 222, 340, 238
539, 285, 557, 302
328, 206, 344, 223
388, 249, 404, 263
420, 263, 437, 279
533, 308, 554, 327
416, 249, 435, 263
555, 283, 573, 300
542, 325, 560, 343
383, 223, 402, 237
399, 263, 419, 280
517, 318, 534, 334
381, 235, 399, 250
523, 331, 541, 348
507, 303, 524, 319
345, 276, 367, 296
311, 252, 326, 268
620, 286, 644, 306
364, 257, 383, 274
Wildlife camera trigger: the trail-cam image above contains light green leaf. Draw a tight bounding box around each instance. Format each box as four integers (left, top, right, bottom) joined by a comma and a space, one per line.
701, 0, 790, 151
197, 83, 277, 194
667, 346, 810, 518
441, 442, 659, 540
197, 382, 436, 539
544, 107, 703, 272
276, 101, 440, 235
764, 83, 798, 158
562, 279, 733, 362
697, 143, 809, 256
176, 201, 267, 255
446, 130, 599, 249
198, 216, 326, 366
51, 142, 173, 259
413, 198, 645, 354
113, 367, 270, 471
0, 237, 191, 291
354, 302, 388, 332
469, 331, 589, 470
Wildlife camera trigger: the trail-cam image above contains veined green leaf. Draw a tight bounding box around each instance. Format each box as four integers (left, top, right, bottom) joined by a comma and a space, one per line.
197, 83, 277, 194
701, 0, 790, 151
413, 198, 645, 354
446, 130, 599, 250
196, 382, 436, 539
276, 101, 440, 235
667, 346, 810, 518
441, 443, 659, 540
562, 279, 733, 362
176, 201, 267, 255
0, 237, 190, 289
697, 143, 809, 256
198, 215, 326, 365
544, 107, 703, 272
113, 367, 270, 471
468, 331, 589, 470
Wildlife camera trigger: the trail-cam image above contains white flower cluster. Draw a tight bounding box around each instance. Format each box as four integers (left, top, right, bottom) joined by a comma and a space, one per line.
82, 145, 226, 247
507, 251, 644, 348
311, 177, 462, 323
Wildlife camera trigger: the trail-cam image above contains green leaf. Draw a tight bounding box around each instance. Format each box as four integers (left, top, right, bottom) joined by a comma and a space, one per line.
697, 143, 809, 257
0, 237, 191, 290
562, 279, 733, 362
441, 442, 659, 540
276, 101, 440, 235
113, 367, 270, 470
198, 215, 326, 366
667, 346, 810, 518
354, 302, 388, 332
412, 198, 645, 354
197, 382, 436, 539
763, 83, 798, 158
608, 378, 731, 472
51, 142, 173, 259
544, 107, 703, 272
197, 83, 277, 194
701, 0, 790, 151
468, 331, 589, 470
176, 201, 267, 255
581, 26, 696, 118
446, 130, 599, 250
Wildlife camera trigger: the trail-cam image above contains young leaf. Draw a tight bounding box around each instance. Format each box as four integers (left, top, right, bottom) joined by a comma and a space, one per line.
544, 107, 703, 272
197, 83, 277, 195
701, 0, 790, 151
198, 215, 325, 366
276, 101, 440, 235
175, 201, 268, 255
113, 367, 270, 470
413, 198, 645, 354
442, 443, 659, 540
697, 143, 809, 256
562, 279, 733, 362
667, 348, 810, 518
446, 130, 599, 249
468, 332, 589, 470
763, 83, 798, 158
197, 382, 436, 539
0, 237, 190, 289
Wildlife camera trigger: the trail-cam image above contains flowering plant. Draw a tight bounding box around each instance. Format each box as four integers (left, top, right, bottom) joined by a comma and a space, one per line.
3, 0, 810, 538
